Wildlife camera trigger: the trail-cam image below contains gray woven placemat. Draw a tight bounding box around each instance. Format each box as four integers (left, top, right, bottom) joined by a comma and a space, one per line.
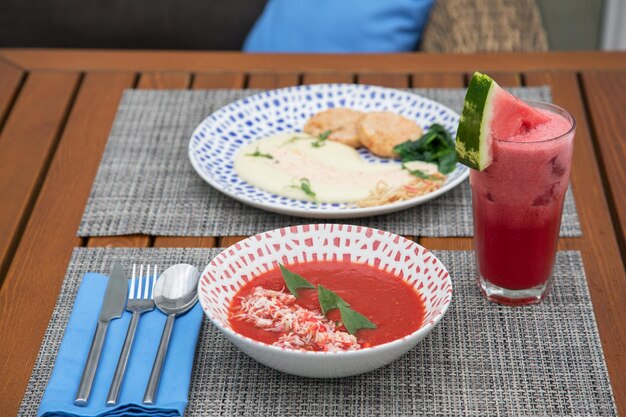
19, 248, 615, 417
78, 87, 581, 238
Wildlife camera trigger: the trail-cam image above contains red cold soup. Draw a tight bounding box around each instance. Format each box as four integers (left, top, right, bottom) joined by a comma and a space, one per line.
228, 261, 426, 352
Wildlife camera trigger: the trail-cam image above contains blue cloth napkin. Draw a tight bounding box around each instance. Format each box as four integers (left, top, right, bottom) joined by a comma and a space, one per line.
38, 273, 203, 417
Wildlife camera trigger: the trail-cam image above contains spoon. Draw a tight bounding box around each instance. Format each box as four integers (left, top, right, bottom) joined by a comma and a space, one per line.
143, 264, 200, 404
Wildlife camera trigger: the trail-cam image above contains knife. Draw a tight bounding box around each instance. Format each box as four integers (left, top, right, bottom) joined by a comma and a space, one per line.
75, 262, 128, 406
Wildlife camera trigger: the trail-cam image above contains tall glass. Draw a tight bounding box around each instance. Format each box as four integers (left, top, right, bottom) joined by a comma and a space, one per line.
470, 102, 576, 306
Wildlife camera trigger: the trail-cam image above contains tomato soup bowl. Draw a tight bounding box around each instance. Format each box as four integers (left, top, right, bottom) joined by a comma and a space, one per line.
198, 224, 453, 378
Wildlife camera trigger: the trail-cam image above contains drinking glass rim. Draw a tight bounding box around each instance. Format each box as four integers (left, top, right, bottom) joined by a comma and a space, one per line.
493, 101, 576, 145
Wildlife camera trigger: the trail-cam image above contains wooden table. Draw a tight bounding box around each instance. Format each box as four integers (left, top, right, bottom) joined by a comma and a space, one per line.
0, 49, 625, 416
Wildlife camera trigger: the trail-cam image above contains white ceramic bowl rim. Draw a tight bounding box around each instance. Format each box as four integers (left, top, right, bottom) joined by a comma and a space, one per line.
198, 224, 453, 356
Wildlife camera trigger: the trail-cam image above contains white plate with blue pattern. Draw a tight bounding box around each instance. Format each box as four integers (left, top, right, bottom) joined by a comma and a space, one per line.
188, 84, 469, 219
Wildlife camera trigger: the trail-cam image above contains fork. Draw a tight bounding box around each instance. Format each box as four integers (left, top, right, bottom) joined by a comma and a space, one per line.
106, 264, 157, 406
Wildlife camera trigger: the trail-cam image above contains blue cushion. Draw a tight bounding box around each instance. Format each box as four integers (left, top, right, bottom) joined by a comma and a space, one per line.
243, 0, 434, 53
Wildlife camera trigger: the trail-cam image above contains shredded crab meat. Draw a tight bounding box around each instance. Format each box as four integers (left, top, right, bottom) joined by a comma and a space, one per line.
233, 286, 360, 352
355, 176, 445, 208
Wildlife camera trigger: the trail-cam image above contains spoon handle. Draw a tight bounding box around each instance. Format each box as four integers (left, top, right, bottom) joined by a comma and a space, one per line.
143, 314, 175, 404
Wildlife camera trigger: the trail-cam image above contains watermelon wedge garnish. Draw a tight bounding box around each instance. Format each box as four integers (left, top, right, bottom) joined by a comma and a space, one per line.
455, 72, 550, 170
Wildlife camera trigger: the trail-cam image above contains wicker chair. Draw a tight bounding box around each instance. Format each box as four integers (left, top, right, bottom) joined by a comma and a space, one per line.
421, 0, 548, 52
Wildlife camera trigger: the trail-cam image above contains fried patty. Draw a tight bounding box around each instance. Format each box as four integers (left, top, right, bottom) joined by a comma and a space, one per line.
303, 108, 365, 148
357, 112, 423, 157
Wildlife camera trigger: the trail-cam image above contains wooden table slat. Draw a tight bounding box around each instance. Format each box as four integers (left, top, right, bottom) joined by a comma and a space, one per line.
0, 59, 24, 132
489, 72, 521, 87
302, 73, 353, 84
87, 235, 151, 247
136, 70, 190, 89
357, 73, 409, 88
136, 71, 191, 89
525, 71, 626, 416
0, 71, 80, 282
219, 236, 248, 247
0, 72, 135, 417
411, 73, 465, 88
192, 73, 245, 89
248, 73, 299, 88
4, 50, 626, 73
580, 71, 626, 258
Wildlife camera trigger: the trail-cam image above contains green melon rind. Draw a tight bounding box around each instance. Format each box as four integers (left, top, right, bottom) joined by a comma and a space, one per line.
455, 72, 497, 171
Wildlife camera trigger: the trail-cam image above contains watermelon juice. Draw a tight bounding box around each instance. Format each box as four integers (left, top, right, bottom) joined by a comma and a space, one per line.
470, 102, 575, 305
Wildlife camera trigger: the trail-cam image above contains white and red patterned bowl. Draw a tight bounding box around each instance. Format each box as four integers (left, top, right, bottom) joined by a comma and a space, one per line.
198, 224, 453, 378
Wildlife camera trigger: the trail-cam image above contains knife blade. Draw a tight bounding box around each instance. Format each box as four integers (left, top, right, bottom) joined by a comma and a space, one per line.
75, 261, 128, 406
99, 262, 129, 321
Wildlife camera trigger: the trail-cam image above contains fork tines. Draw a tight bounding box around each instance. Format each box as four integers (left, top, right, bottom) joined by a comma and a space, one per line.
129, 264, 158, 300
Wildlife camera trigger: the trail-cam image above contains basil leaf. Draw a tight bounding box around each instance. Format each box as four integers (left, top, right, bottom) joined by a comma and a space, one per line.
430, 123, 455, 148
438, 150, 457, 174
279, 264, 315, 297
317, 285, 350, 315
393, 123, 457, 174
339, 305, 377, 335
